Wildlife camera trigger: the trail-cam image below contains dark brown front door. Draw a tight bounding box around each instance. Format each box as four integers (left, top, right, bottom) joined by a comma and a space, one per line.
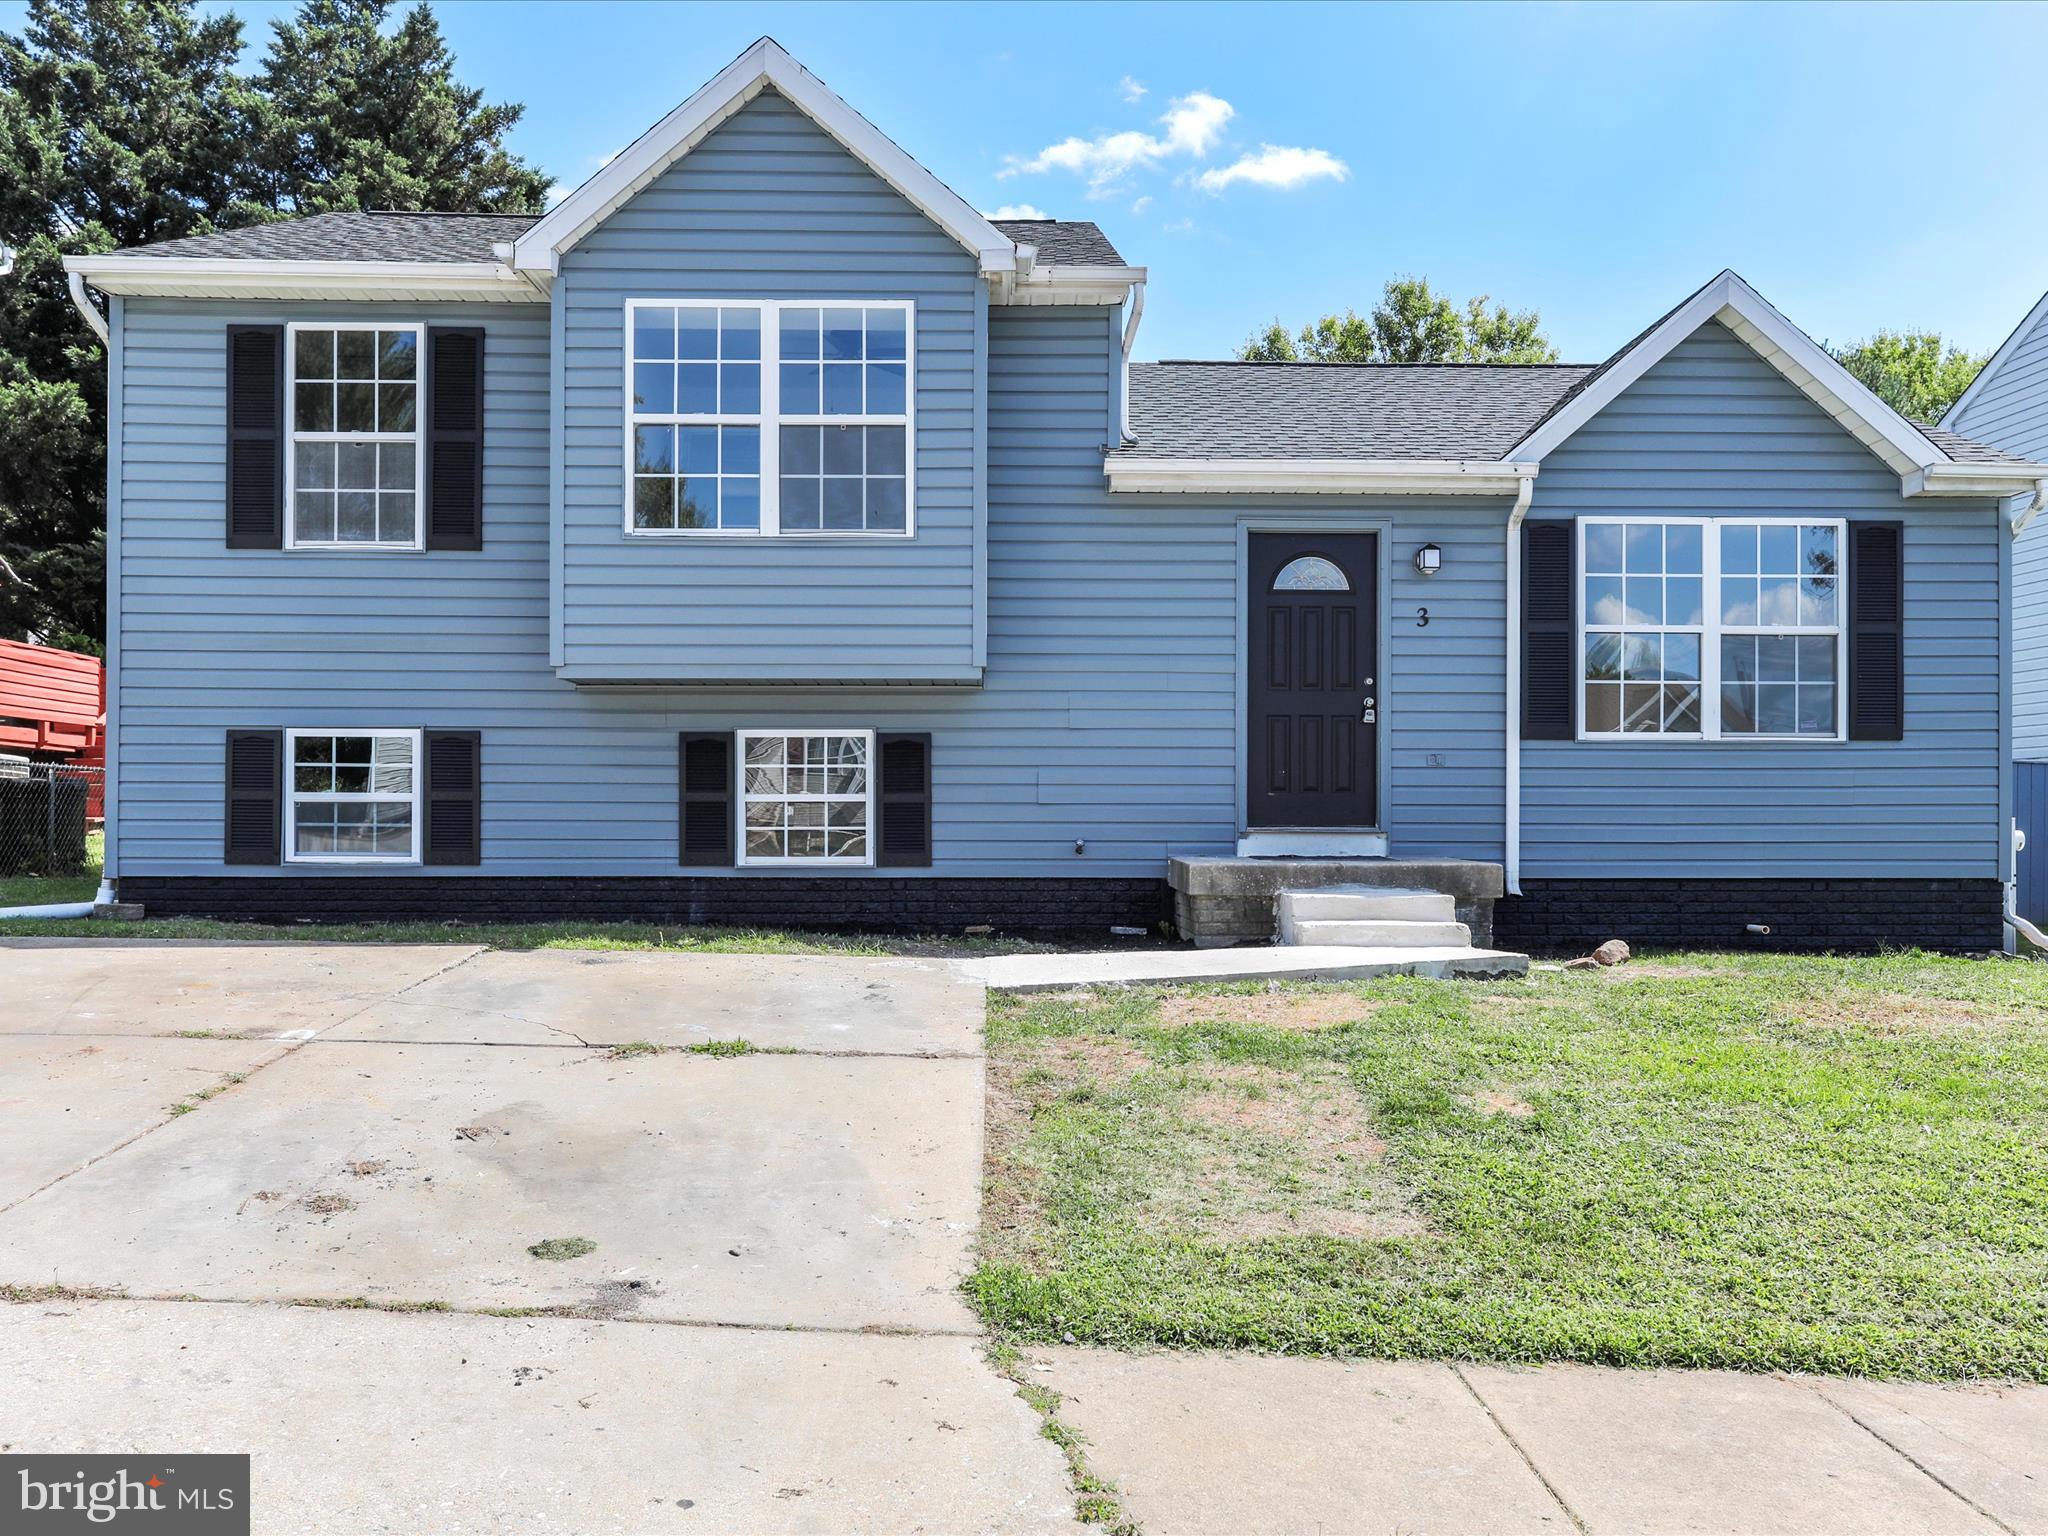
1247, 532, 1378, 829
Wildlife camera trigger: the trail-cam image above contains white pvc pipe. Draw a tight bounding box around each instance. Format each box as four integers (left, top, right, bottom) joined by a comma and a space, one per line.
0, 901, 95, 920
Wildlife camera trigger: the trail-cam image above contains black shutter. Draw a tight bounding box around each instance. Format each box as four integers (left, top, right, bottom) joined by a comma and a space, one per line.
875, 732, 933, 868
225, 326, 283, 548
422, 730, 482, 865
1849, 520, 1905, 741
680, 732, 734, 866
426, 327, 485, 551
223, 730, 282, 865
1522, 519, 1576, 740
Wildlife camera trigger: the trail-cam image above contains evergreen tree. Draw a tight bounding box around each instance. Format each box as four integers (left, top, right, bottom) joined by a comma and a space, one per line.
0, 0, 262, 650
252, 0, 548, 215
0, 0, 548, 648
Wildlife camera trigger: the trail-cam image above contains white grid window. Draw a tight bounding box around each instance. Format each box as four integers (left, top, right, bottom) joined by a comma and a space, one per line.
1579, 518, 1845, 742
622, 300, 914, 538
287, 325, 423, 549
286, 730, 420, 862
739, 731, 873, 865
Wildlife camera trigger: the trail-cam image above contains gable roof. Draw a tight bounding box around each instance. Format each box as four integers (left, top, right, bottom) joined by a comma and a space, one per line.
512, 37, 1018, 277
1118, 362, 1594, 462
1941, 287, 2048, 430
118, 211, 539, 264
1505, 269, 1950, 478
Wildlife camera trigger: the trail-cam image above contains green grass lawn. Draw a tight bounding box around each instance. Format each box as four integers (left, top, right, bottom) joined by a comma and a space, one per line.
970, 951, 2048, 1380
0, 829, 103, 907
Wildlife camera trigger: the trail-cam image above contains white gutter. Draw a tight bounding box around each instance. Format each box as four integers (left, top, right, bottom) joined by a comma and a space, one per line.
1106, 458, 1543, 496
1120, 277, 1146, 446
67, 270, 109, 345
1502, 473, 1536, 897
62, 254, 539, 303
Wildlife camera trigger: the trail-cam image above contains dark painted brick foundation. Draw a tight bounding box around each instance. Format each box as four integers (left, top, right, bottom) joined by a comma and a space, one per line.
115, 875, 1174, 935
1495, 878, 2006, 956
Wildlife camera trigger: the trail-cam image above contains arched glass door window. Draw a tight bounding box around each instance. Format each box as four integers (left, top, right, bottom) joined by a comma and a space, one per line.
1272, 555, 1350, 592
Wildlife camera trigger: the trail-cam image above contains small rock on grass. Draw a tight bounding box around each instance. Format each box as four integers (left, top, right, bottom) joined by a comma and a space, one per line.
1593, 938, 1632, 966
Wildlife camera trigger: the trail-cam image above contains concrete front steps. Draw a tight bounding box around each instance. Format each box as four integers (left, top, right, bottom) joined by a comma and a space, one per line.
1276, 887, 1471, 948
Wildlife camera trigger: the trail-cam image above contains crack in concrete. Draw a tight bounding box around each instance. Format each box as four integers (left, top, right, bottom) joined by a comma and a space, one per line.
1805, 1379, 2017, 1535
0, 1287, 984, 1342
1451, 1364, 1590, 1534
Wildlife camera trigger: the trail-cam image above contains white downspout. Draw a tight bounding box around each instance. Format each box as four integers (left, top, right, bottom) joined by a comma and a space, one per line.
1120, 277, 1147, 445
67, 270, 109, 345
2008, 488, 2047, 952
2013, 478, 2048, 539
1503, 473, 1535, 896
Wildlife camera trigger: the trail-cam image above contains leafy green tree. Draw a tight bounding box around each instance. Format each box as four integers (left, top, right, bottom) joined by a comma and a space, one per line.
1833, 331, 1985, 425
0, 0, 547, 648
1237, 276, 1558, 364
251, 0, 548, 216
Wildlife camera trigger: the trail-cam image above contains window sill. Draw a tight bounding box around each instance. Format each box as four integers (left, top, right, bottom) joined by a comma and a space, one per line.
620, 528, 915, 542
1571, 734, 1850, 746
282, 543, 426, 555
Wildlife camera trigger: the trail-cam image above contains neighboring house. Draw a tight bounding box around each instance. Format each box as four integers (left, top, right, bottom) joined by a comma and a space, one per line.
1944, 294, 2048, 931
61, 38, 2048, 950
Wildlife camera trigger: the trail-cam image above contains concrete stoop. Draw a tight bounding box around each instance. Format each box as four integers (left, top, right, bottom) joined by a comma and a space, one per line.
1169, 855, 1508, 948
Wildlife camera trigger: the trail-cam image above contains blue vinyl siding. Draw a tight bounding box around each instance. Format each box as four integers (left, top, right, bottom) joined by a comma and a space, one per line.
553, 90, 983, 683
1523, 321, 2005, 878
109, 297, 1504, 877
1948, 304, 2048, 763
107, 301, 2006, 883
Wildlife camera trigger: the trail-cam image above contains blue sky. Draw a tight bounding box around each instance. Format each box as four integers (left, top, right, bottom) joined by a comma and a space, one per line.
15, 1, 2048, 363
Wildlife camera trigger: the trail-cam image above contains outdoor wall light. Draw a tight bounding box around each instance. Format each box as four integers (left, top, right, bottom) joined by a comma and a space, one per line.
1413, 543, 1443, 577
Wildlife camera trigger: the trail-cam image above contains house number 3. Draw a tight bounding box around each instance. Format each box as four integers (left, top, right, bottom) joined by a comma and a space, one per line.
1415, 607, 1430, 627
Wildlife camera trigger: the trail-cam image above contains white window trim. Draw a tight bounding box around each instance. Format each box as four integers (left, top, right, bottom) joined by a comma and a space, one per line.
735, 727, 878, 868
283, 727, 424, 865
1574, 516, 1848, 744
621, 298, 916, 539
283, 320, 428, 553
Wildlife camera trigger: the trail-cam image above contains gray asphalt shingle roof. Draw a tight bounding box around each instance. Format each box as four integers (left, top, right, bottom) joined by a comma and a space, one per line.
127, 211, 1127, 268
130, 211, 542, 263
1920, 425, 2043, 468
989, 219, 1125, 266
1117, 362, 1598, 462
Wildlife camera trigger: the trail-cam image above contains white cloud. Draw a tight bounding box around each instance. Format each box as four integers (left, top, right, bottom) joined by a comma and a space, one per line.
1161, 217, 1195, 235
1194, 144, 1349, 193
544, 181, 570, 209
1130, 195, 1152, 215
1000, 91, 1235, 195
1119, 74, 1148, 103
983, 203, 1050, 220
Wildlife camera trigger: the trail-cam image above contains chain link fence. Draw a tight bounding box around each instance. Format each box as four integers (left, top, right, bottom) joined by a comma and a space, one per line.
0, 756, 102, 877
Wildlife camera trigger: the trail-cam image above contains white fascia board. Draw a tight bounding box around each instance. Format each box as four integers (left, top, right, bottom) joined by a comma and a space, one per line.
1105, 457, 1541, 495
996, 264, 1147, 307
512, 37, 1018, 278
63, 254, 544, 303
1901, 462, 2048, 497
1942, 287, 2048, 429
1505, 270, 1950, 477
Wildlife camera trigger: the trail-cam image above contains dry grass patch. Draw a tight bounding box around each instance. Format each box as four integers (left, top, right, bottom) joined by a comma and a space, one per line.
1782, 992, 2022, 1036
1156, 990, 1385, 1032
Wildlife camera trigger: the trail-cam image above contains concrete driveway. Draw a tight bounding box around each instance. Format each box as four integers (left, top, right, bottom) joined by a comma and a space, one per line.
7, 938, 2046, 1536
0, 939, 1075, 1534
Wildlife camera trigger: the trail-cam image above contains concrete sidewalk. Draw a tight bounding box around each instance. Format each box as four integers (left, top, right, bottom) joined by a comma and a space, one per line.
1035, 1348, 2048, 1535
